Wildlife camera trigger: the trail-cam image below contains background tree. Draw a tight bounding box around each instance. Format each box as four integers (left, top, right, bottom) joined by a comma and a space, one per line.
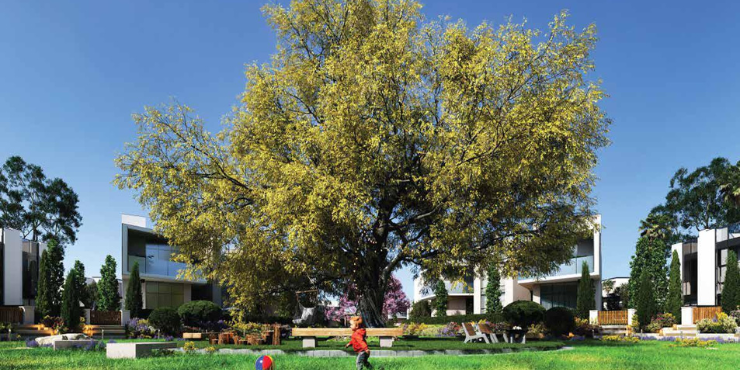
666, 250, 682, 321
71, 260, 88, 308
124, 261, 143, 318
61, 269, 82, 331
36, 240, 64, 317
0, 156, 82, 245
97, 255, 120, 312
721, 250, 740, 313
434, 281, 448, 318
485, 264, 503, 315
576, 261, 594, 318
615, 285, 629, 310
84, 280, 99, 310
628, 237, 668, 311
635, 270, 656, 331
639, 205, 682, 248
114, 0, 609, 327
325, 275, 410, 322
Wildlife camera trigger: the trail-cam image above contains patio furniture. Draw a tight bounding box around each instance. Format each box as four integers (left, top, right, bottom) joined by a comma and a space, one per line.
505, 329, 526, 344
477, 323, 499, 343
463, 323, 490, 344
291, 328, 403, 348
218, 332, 235, 345
208, 333, 218, 345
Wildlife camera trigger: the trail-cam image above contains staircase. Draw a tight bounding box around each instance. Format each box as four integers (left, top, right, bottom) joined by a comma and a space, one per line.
601, 325, 629, 336
13, 324, 54, 338
660, 325, 697, 338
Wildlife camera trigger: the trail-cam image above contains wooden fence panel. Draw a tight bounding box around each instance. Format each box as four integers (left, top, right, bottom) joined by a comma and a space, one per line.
692, 306, 722, 323
598, 310, 628, 325
0, 307, 23, 324
90, 311, 121, 325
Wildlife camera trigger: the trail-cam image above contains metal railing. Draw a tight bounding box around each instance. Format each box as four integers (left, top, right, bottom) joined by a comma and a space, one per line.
521, 255, 594, 280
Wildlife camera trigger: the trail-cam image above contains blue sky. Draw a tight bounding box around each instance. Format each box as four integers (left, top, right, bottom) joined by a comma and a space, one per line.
1, 0, 739, 301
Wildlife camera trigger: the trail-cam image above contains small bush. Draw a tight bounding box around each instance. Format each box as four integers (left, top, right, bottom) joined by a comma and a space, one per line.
502, 301, 545, 328
645, 313, 677, 333
545, 307, 575, 337
696, 312, 737, 333
183, 341, 196, 353
671, 338, 717, 347
409, 300, 432, 319
406, 313, 503, 325
148, 307, 181, 336
572, 317, 600, 337
177, 300, 222, 328
601, 335, 639, 343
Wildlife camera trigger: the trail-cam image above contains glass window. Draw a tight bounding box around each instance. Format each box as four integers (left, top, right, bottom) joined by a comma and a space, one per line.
145, 282, 186, 309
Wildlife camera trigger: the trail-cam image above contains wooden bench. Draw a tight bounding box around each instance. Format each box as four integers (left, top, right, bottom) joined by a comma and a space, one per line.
106, 342, 177, 359
291, 328, 403, 348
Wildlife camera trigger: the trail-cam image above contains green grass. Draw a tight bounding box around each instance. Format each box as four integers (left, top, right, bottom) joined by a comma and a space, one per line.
2, 340, 740, 369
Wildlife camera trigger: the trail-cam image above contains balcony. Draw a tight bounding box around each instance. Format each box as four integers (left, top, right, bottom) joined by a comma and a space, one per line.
128, 244, 187, 279
520, 255, 594, 281
421, 277, 475, 297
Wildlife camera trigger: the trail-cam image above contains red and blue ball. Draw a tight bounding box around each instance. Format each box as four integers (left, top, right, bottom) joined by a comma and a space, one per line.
256, 355, 274, 370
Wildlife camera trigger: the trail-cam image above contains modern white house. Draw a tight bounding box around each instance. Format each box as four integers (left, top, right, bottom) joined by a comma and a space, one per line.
121, 215, 221, 311
1, 228, 46, 323
413, 215, 602, 314
671, 222, 740, 307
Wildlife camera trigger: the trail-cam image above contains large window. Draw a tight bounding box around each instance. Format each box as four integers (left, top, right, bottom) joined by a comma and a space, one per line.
540, 282, 578, 310
145, 282, 184, 309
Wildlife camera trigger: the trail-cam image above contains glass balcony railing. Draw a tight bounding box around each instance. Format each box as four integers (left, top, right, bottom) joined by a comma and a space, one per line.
128, 244, 188, 278
521, 255, 594, 280
423, 278, 475, 295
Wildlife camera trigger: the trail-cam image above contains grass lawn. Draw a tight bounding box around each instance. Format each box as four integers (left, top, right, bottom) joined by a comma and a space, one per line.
2, 339, 739, 369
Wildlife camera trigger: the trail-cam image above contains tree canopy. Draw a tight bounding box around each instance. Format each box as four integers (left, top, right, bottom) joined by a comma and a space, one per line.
628, 236, 667, 311
0, 156, 82, 245
114, 0, 609, 326
97, 255, 120, 312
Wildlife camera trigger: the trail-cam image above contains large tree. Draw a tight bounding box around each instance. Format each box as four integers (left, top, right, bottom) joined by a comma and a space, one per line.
114, 0, 609, 327
97, 255, 120, 312
666, 250, 682, 321
0, 156, 82, 245
325, 274, 410, 322
36, 240, 65, 317
628, 237, 668, 311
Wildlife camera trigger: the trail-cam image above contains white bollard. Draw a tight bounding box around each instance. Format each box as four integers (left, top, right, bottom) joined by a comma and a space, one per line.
681, 307, 693, 326
589, 310, 599, 325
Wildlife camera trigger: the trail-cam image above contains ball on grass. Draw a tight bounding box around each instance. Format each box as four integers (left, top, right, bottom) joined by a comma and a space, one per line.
256, 355, 274, 370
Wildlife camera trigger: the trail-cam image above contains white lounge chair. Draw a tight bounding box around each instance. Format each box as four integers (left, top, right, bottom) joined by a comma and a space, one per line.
463, 322, 490, 343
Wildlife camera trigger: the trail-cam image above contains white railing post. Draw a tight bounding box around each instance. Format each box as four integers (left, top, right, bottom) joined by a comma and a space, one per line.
21, 306, 35, 325
589, 310, 599, 325
681, 307, 693, 326
84, 309, 91, 326
627, 308, 636, 327
120, 310, 131, 326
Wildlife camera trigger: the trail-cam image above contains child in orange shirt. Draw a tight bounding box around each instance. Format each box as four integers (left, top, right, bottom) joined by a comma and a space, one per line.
345, 316, 372, 369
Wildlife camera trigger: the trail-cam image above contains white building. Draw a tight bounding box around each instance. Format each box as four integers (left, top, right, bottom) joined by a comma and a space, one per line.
121, 215, 221, 310
671, 222, 740, 306
1, 228, 47, 323
413, 215, 602, 314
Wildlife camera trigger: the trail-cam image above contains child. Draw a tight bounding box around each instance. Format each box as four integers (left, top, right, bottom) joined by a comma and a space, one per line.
345, 316, 372, 370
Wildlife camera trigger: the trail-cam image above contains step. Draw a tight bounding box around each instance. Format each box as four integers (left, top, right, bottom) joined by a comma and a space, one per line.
676, 325, 697, 330
661, 330, 697, 337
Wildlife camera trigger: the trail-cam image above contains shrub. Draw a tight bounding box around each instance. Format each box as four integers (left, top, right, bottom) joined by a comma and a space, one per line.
409, 300, 432, 319
601, 335, 639, 343
406, 313, 503, 325
148, 307, 181, 336
730, 309, 740, 325
502, 301, 545, 328
183, 341, 196, 353
544, 307, 575, 337
177, 300, 222, 328
696, 312, 737, 333
402, 322, 428, 336
572, 317, 600, 337
645, 313, 676, 333
671, 338, 717, 347
126, 318, 156, 339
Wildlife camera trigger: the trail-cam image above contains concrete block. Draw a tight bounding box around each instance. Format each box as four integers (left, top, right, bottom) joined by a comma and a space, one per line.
681, 307, 693, 326
379, 336, 394, 347
106, 342, 177, 359
302, 337, 316, 348
53, 340, 97, 350
22, 306, 35, 325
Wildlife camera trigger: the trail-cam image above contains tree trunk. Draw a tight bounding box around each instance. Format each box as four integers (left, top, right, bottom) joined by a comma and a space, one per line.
357, 284, 387, 328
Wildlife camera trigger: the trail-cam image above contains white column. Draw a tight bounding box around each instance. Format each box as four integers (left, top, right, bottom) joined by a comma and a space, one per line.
121, 310, 131, 325
22, 306, 35, 325
627, 308, 636, 326
3, 229, 23, 305
531, 284, 541, 304
697, 229, 716, 306
84, 309, 91, 325
473, 276, 482, 314
680, 306, 693, 326
594, 279, 603, 312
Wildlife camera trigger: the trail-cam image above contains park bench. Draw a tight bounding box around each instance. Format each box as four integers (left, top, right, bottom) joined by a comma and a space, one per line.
106, 342, 177, 359
292, 327, 403, 348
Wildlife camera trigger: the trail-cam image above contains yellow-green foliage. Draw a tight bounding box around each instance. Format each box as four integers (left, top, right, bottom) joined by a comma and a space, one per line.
671, 338, 718, 348
601, 335, 639, 343
403, 323, 428, 336
114, 0, 610, 312
205, 346, 217, 354
183, 341, 196, 353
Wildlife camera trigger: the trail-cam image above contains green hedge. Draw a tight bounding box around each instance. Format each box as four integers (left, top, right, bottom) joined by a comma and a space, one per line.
404, 313, 503, 325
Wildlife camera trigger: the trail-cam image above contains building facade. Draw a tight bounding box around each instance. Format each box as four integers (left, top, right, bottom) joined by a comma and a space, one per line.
121, 215, 221, 310
413, 215, 602, 314
1, 228, 47, 308
671, 222, 740, 306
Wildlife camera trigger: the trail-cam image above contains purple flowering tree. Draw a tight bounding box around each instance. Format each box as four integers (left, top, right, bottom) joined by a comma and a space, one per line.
326, 275, 410, 323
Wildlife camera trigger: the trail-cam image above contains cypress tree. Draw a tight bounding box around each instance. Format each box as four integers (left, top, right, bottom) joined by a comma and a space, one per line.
434, 280, 448, 318
485, 264, 503, 315
72, 260, 88, 308
628, 237, 668, 310
576, 260, 595, 318
636, 270, 656, 331
721, 250, 740, 313
666, 250, 683, 321
124, 261, 143, 317
36, 240, 64, 317
61, 269, 82, 331
97, 255, 121, 312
